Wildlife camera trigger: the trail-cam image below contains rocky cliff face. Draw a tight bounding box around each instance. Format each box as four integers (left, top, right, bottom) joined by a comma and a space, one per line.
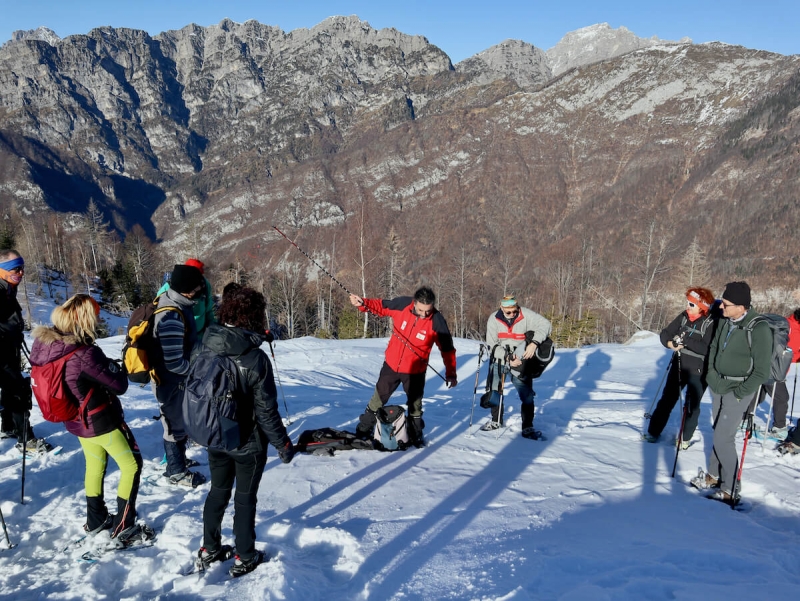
0, 17, 798, 290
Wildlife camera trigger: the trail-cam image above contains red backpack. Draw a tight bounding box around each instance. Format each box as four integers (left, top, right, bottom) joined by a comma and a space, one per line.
30, 349, 94, 424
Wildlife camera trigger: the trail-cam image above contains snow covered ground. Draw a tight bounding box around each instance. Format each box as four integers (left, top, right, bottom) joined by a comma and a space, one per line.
1, 288, 799, 600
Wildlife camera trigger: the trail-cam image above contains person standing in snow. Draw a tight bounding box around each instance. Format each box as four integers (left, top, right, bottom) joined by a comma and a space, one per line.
750, 307, 800, 440
350, 286, 458, 447
30, 294, 153, 544
645, 287, 717, 448
483, 295, 551, 439
692, 282, 770, 503
197, 286, 294, 578
0, 248, 52, 454
152, 264, 207, 488
157, 258, 216, 337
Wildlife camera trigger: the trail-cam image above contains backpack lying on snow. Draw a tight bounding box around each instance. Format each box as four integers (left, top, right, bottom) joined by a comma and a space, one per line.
122, 296, 184, 384
373, 405, 409, 451
182, 346, 243, 451
296, 428, 374, 456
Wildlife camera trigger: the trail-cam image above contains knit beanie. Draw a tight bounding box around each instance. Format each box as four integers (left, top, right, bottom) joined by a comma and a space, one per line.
500, 295, 518, 308
722, 281, 751, 307
170, 264, 203, 294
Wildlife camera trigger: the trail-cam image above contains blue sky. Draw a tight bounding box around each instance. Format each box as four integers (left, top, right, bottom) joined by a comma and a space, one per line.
1, 0, 797, 62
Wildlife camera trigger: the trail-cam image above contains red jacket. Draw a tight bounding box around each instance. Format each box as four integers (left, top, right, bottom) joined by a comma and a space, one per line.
788, 314, 800, 363
359, 296, 457, 377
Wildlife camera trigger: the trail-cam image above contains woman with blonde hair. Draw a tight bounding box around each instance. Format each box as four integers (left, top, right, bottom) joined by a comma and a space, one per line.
30, 294, 153, 545
645, 287, 718, 448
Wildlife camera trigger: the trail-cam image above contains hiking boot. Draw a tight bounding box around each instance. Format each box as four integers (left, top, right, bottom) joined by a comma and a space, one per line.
521, 427, 543, 440
196, 544, 235, 570
480, 421, 502, 431
777, 441, 800, 455
83, 514, 114, 536
769, 426, 789, 441
168, 470, 207, 488
679, 441, 691, 451
408, 416, 425, 448
642, 433, 659, 443
112, 523, 156, 548
16, 438, 53, 455
690, 470, 719, 490
229, 550, 266, 578
0, 429, 18, 440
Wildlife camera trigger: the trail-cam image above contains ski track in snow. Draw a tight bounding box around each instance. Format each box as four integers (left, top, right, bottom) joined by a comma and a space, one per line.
0, 286, 798, 599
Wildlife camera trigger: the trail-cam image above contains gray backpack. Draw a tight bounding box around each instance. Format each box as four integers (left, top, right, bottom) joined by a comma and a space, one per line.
373, 405, 409, 451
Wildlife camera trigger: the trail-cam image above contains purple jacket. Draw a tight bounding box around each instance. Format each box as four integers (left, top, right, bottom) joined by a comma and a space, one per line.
30, 326, 128, 438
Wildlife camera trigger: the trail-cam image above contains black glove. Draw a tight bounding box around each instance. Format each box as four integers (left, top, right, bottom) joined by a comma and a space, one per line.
263, 330, 275, 344
278, 441, 294, 464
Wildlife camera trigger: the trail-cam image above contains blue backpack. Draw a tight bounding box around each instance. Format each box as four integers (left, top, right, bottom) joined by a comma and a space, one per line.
373, 405, 409, 451
182, 347, 243, 451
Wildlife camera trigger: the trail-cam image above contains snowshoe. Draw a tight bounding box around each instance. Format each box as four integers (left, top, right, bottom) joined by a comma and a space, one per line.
229, 550, 266, 578
480, 421, 502, 432
689, 468, 719, 490
521, 427, 545, 440
112, 523, 156, 549
196, 544, 235, 571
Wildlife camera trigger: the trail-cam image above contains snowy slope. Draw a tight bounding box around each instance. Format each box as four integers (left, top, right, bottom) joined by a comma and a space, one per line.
0, 294, 798, 600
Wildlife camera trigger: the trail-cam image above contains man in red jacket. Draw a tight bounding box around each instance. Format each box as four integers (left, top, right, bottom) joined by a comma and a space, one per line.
350, 287, 458, 447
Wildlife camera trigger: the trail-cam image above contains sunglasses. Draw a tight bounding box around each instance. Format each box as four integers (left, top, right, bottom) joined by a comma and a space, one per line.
7, 266, 24, 274
687, 301, 696, 308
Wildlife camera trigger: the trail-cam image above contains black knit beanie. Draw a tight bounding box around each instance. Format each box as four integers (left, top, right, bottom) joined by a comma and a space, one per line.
722, 281, 751, 307
170, 264, 203, 294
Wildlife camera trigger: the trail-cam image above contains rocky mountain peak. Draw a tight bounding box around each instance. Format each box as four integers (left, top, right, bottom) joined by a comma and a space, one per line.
456, 39, 551, 89
5, 26, 60, 48
546, 22, 690, 76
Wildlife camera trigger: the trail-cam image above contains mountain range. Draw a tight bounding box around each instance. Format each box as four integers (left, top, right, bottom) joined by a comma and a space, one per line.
1, 17, 798, 302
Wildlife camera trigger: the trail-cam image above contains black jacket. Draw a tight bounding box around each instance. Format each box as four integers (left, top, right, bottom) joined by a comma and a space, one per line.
200, 323, 290, 453
0, 279, 24, 366
659, 311, 717, 375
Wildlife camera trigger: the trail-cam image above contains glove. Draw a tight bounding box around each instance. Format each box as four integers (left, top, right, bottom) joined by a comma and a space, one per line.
278, 441, 295, 464
263, 330, 275, 344
445, 376, 458, 389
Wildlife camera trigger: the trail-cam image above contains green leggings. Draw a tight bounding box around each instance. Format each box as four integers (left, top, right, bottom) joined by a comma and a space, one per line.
79, 425, 142, 501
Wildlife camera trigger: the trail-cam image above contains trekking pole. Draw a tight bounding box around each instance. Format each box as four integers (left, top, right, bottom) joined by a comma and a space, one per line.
20, 411, 28, 504
645, 354, 674, 419
791, 363, 797, 422
671, 354, 686, 478
467, 344, 486, 437
0, 505, 14, 549
274, 224, 447, 383
268, 342, 292, 425
495, 346, 512, 440
733, 411, 755, 509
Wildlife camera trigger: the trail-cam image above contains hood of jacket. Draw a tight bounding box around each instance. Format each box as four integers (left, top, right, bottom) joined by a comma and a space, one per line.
201, 323, 264, 357
29, 325, 83, 366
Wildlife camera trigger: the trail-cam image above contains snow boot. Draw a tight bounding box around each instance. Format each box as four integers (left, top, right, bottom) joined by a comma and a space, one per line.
407, 416, 425, 448
521, 427, 543, 440
520, 403, 535, 431
229, 550, 266, 578
16, 437, 53, 456
481, 403, 504, 431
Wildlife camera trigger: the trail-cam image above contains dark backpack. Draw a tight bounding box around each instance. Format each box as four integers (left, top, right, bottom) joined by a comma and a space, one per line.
122, 297, 184, 384
744, 314, 793, 385
296, 428, 374, 456
520, 336, 556, 379
182, 346, 243, 451
373, 405, 409, 451
31, 349, 95, 424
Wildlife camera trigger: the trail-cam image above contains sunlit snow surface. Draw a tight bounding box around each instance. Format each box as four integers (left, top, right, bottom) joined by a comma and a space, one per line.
0, 287, 798, 600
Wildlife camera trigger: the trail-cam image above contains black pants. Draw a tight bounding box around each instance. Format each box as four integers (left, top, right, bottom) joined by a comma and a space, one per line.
0, 363, 34, 439
358, 363, 426, 434
648, 361, 706, 441
755, 381, 789, 428
203, 445, 267, 561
